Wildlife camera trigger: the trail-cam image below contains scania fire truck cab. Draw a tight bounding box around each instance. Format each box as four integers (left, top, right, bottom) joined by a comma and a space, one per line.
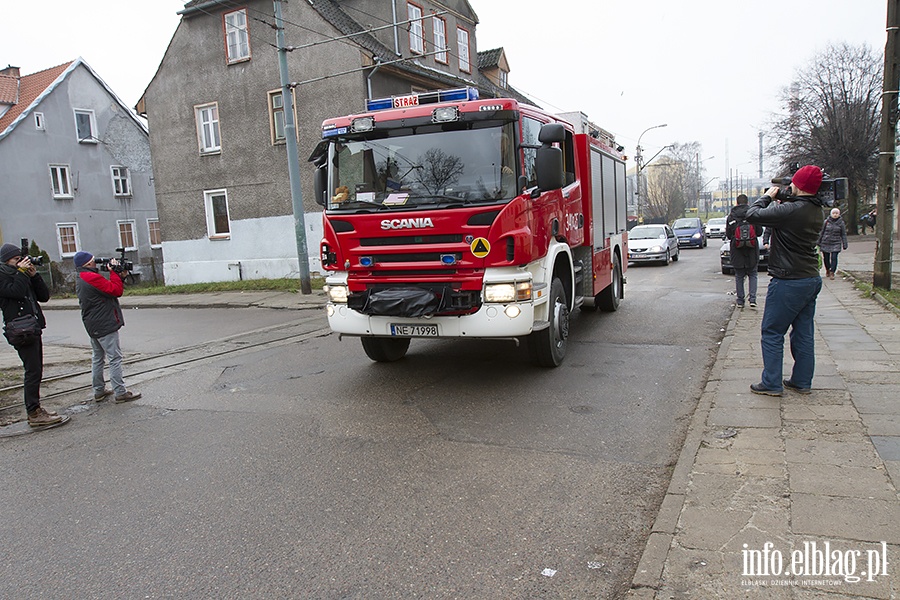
310, 87, 627, 367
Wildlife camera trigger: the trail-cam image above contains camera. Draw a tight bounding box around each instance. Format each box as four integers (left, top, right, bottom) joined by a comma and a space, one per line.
19, 238, 43, 267
768, 173, 848, 207
96, 247, 133, 274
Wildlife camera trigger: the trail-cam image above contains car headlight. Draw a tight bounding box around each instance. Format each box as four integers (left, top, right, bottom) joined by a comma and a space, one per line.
692, 233, 702, 239
484, 281, 532, 303
650, 245, 664, 253
324, 284, 349, 303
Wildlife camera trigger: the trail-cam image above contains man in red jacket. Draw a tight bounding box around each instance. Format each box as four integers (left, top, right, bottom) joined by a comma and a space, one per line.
74, 251, 141, 403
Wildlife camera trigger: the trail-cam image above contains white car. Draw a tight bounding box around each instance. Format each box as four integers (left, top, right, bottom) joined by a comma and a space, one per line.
705, 217, 727, 238
628, 224, 680, 265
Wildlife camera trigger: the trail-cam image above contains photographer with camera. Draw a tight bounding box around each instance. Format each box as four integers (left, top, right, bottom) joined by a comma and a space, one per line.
74, 251, 141, 404
0, 242, 62, 427
744, 165, 827, 397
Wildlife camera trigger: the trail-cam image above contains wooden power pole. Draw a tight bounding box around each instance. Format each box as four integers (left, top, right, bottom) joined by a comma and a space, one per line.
874, 0, 899, 290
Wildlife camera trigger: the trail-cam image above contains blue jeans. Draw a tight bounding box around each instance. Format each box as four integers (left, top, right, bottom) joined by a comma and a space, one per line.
734, 267, 757, 305
759, 276, 823, 390
822, 251, 840, 273
91, 331, 126, 397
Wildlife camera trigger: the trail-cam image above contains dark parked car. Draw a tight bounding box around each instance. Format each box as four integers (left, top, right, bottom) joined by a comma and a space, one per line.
720, 236, 769, 274
672, 217, 706, 248
628, 224, 680, 266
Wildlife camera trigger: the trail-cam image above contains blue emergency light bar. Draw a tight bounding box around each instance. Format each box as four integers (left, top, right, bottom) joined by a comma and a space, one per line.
365, 87, 480, 112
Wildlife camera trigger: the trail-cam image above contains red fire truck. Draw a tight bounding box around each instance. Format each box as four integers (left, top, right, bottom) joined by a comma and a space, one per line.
309, 87, 628, 367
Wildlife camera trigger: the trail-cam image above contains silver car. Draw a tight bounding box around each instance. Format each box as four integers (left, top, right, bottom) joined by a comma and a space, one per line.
705, 217, 727, 238
627, 224, 680, 265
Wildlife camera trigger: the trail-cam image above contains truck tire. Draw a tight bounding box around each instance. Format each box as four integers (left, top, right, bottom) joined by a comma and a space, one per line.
529, 277, 568, 367
360, 337, 410, 362
597, 258, 622, 312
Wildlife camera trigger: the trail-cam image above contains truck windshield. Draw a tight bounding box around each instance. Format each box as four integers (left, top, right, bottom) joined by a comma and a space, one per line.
326, 123, 517, 211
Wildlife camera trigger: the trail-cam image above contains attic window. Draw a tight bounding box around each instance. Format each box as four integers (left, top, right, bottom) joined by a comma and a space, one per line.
224, 9, 251, 64
34, 112, 45, 130
499, 70, 508, 88
74, 109, 97, 143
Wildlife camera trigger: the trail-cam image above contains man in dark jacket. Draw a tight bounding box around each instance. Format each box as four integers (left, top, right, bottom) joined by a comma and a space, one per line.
744, 165, 826, 396
725, 194, 759, 308
74, 251, 141, 403
0, 243, 62, 426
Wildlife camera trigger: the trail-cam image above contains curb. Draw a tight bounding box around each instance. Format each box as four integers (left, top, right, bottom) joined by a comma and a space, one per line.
627, 303, 743, 595
837, 269, 900, 318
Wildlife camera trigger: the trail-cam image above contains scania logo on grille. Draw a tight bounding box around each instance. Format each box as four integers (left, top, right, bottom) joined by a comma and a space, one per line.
380, 217, 435, 230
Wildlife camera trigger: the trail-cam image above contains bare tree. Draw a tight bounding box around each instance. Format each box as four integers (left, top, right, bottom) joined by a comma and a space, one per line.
768, 42, 882, 234
413, 148, 464, 195
643, 142, 704, 222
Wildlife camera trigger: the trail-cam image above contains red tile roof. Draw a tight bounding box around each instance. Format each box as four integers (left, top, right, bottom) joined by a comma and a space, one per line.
0, 61, 73, 134
0, 74, 18, 104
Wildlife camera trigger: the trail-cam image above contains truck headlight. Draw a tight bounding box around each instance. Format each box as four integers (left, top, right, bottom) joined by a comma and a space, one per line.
484, 281, 532, 303
324, 284, 349, 303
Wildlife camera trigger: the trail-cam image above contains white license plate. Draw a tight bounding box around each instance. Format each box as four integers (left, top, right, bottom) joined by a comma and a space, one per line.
390, 324, 438, 337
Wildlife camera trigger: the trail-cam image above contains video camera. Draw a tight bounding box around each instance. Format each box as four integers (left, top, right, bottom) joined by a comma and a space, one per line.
96, 247, 133, 274
769, 171, 848, 207
19, 238, 43, 267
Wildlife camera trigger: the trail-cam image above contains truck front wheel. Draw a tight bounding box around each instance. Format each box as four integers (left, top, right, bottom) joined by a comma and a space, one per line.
529, 277, 568, 367
360, 337, 410, 362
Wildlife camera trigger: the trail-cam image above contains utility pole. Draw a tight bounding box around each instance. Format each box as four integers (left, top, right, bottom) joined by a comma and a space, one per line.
274, 0, 312, 294
875, 0, 899, 290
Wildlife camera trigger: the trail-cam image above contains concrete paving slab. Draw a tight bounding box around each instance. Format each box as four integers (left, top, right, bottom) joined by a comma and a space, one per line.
870, 436, 900, 461
864, 416, 900, 437
789, 463, 897, 500
708, 407, 781, 428
785, 439, 882, 468
792, 494, 900, 544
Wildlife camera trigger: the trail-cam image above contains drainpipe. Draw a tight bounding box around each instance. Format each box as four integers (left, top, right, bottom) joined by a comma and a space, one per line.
392, 0, 400, 56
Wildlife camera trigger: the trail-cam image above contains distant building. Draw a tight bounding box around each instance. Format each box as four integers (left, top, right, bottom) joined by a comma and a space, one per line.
139, 0, 532, 285
0, 59, 159, 286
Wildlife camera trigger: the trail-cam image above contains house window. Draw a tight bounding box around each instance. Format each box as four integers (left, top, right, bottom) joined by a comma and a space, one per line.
407, 3, 424, 54
117, 220, 137, 251
269, 90, 286, 143
74, 109, 97, 142
433, 17, 448, 64
49, 164, 73, 198
195, 103, 221, 154
148, 219, 162, 247
499, 70, 508, 88
224, 9, 251, 64
111, 166, 132, 197
35, 112, 44, 130
56, 223, 79, 256
457, 27, 470, 73
204, 189, 231, 238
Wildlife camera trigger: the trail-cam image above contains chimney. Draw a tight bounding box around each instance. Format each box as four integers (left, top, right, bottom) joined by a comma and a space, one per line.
1, 66, 21, 78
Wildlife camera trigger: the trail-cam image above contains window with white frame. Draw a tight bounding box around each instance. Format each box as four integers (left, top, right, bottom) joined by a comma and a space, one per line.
34, 112, 44, 130
195, 103, 221, 154
204, 189, 231, 238
49, 164, 73, 198
74, 108, 97, 142
148, 219, 162, 247
57, 223, 79, 256
117, 220, 137, 250
268, 90, 286, 143
224, 9, 251, 63
407, 3, 424, 54
433, 17, 448, 63
499, 70, 508, 88
457, 27, 470, 72
111, 166, 132, 197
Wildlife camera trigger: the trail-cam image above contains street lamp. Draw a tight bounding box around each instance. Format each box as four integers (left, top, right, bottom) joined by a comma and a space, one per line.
702, 176, 719, 218
635, 123, 667, 222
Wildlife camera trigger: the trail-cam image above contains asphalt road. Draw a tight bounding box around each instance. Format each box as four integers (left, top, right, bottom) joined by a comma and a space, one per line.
0, 242, 736, 599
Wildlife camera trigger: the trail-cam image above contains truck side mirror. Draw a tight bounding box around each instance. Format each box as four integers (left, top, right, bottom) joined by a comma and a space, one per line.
314, 166, 327, 207
536, 146, 564, 191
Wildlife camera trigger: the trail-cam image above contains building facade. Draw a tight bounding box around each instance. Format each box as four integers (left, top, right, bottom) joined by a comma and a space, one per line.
0, 59, 159, 286
139, 0, 529, 285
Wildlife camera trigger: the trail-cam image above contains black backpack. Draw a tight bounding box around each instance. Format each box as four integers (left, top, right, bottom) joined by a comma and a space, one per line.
732, 220, 758, 248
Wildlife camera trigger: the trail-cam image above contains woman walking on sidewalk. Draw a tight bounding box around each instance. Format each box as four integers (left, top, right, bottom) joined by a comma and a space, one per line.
818, 207, 848, 279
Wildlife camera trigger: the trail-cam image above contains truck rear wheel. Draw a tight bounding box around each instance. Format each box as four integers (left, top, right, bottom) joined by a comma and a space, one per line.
529, 277, 568, 367
597, 257, 622, 312
360, 337, 410, 362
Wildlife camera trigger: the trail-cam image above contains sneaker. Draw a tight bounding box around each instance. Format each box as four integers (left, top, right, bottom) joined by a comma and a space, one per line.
114, 391, 141, 404
783, 379, 812, 394
28, 407, 63, 427
94, 388, 113, 401
750, 382, 782, 397
749, 302, 757, 308
736, 302, 745, 309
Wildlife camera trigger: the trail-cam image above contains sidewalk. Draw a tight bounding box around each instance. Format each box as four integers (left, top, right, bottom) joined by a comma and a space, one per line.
629, 236, 900, 599
41, 288, 328, 312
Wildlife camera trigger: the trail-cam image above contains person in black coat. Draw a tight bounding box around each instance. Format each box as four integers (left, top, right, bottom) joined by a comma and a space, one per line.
818, 207, 848, 279
0, 243, 61, 427
725, 194, 760, 308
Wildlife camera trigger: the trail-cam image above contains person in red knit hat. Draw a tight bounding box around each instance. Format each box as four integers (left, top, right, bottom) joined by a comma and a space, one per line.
743, 165, 826, 397
74, 251, 141, 404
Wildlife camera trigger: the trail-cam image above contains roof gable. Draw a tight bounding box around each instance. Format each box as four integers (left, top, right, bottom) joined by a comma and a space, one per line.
0, 61, 72, 134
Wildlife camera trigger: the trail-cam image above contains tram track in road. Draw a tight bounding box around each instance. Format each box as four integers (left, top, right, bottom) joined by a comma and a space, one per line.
0, 316, 332, 412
